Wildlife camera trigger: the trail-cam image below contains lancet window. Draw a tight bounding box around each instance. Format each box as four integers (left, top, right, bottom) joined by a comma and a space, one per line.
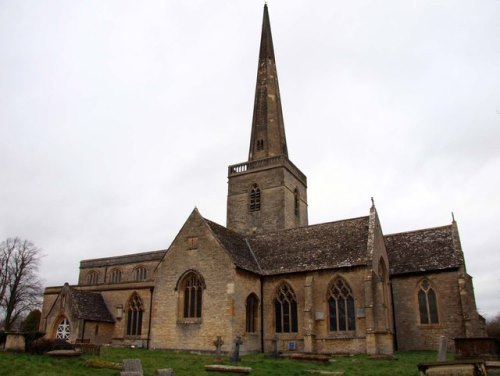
246, 293, 259, 333
275, 283, 298, 333
250, 184, 261, 212
126, 293, 144, 336
328, 277, 356, 332
418, 279, 439, 324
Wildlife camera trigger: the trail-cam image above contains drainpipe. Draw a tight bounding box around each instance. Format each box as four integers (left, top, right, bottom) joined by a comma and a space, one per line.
389, 282, 398, 351
260, 275, 264, 353
147, 287, 154, 349
81, 319, 86, 342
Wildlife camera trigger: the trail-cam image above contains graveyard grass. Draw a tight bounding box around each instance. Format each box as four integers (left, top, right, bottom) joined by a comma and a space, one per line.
0, 347, 444, 375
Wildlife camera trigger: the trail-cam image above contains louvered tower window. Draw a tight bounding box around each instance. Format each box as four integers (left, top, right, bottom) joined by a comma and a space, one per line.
250, 184, 261, 212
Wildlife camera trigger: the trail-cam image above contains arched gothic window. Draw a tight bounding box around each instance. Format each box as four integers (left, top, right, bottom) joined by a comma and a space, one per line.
250, 184, 261, 212
110, 269, 121, 284
246, 293, 259, 333
328, 277, 356, 332
87, 271, 99, 285
127, 293, 144, 336
294, 188, 300, 217
56, 318, 71, 341
181, 272, 204, 319
275, 283, 298, 333
134, 266, 147, 281
418, 279, 439, 324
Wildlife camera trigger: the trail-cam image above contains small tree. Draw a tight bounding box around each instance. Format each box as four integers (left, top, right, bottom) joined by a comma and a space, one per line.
0, 238, 43, 331
486, 313, 500, 339
21, 309, 42, 332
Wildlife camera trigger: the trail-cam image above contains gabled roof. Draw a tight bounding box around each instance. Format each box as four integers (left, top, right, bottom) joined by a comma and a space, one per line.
69, 288, 115, 323
204, 219, 262, 274
385, 225, 462, 276
248, 217, 370, 275
205, 216, 370, 276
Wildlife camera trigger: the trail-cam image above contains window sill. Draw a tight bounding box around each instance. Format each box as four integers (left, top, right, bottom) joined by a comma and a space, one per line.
417, 324, 442, 329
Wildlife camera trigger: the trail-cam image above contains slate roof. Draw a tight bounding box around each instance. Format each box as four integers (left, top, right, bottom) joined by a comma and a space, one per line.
205, 219, 262, 274
70, 288, 115, 323
205, 216, 370, 276
385, 225, 462, 276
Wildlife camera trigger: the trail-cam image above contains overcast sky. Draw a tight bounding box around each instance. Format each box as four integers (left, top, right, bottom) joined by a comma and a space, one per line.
1, 0, 499, 318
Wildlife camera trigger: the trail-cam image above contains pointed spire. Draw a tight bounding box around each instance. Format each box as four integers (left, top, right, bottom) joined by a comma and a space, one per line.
248, 4, 288, 161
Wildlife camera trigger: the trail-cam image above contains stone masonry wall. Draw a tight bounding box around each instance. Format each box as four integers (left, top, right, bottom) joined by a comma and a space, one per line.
391, 270, 466, 351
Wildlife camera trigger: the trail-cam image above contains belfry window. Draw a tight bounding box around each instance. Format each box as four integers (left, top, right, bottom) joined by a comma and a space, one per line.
250, 184, 261, 212
256, 139, 264, 150
294, 188, 300, 217
328, 277, 356, 332
127, 293, 144, 336
418, 279, 439, 324
246, 293, 259, 333
182, 272, 204, 319
56, 318, 70, 341
275, 283, 298, 333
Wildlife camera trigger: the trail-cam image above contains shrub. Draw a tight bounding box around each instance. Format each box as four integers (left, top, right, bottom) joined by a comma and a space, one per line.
23, 331, 45, 353
29, 338, 75, 355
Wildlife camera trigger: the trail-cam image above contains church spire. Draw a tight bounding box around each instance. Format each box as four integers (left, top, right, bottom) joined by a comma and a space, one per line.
248, 4, 288, 161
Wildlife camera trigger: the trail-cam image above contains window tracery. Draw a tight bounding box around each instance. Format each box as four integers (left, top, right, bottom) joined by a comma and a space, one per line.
418, 279, 439, 324
328, 277, 356, 332
275, 283, 298, 333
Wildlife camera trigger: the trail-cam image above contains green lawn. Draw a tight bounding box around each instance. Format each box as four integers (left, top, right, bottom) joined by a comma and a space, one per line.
0, 347, 441, 376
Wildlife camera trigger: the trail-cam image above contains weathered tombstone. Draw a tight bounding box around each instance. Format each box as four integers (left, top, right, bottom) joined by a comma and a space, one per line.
213, 336, 224, 361
4, 333, 26, 352
230, 336, 243, 363
437, 336, 448, 362
121, 359, 143, 376
154, 369, 175, 376
271, 335, 279, 358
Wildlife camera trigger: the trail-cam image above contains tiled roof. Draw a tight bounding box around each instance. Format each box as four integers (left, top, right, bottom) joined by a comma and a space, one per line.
385, 225, 462, 276
80, 250, 165, 268
70, 288, 115, 323
205, 216, 370, 275
205, 219, 262, 274
248, 217, 370, 275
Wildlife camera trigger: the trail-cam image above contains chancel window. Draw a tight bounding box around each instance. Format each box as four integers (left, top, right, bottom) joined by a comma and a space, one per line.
134, 266, 147, 281
127, 293, 144, 336
182, 272, 204, 319
56, 318, 70, 341
328, 278, 356, 332
110, 269, 121, 284
418, 279, 439, 324
87, 271, 99, 285
275, 283, 298, 333
250, 184, 261, 212
246, 293, 259, 333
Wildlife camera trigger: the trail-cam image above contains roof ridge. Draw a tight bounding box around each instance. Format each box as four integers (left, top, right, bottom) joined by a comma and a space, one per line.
385, 224, 452, 237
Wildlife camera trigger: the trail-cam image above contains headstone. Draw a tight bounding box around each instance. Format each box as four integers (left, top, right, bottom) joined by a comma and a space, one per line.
122, 359, 143, 376
155, 369, 175, 376
213, 336, 224, 361
4, 333, 25, 352
230, 336, 243, 363
271, 335, 279, 358
437, 336, 448, 362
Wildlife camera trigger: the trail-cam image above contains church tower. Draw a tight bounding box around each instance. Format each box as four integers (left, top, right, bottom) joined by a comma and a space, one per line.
227, 5, 308, 235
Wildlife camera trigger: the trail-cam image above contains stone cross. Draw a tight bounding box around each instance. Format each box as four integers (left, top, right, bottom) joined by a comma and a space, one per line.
271, 335, 279, 358
437, 335, 448, 362
213, 336, 224, 361
230, 336, 243, 363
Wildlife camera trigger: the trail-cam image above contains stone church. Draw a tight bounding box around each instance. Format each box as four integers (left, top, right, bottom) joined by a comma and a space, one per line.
40, 5, 485, 355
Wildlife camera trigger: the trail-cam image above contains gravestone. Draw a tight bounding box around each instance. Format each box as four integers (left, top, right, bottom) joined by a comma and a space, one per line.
230, 336, 243, 363
437, 336, 448, 362
271, 335, 279, 358
121, 359, 143, 376
213, 336, 224, 361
